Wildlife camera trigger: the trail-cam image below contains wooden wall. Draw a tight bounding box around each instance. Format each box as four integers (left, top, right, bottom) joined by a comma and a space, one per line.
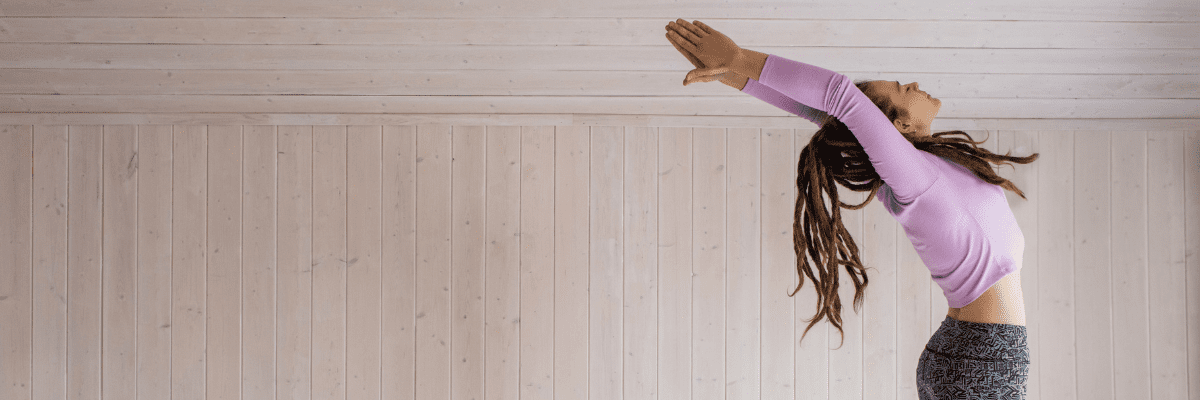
0, 126, 1197, 400
1, 0, 1198, 399
0, 0, 1197, 129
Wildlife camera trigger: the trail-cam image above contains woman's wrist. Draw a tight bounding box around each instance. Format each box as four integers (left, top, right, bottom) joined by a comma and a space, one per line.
733, 48, 769, 82
719, 73, 749, 91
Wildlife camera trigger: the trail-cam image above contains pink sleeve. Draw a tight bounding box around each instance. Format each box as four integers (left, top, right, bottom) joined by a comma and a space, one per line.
754, 54, 940, 201
741, 78, 830, 126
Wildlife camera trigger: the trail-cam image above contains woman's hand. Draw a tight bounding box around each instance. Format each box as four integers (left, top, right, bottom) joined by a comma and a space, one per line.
664, 19, 743, 85
666, 21, 709, 71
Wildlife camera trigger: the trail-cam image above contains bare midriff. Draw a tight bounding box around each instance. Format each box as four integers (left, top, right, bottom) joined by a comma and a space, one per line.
946, 269, 1026, 326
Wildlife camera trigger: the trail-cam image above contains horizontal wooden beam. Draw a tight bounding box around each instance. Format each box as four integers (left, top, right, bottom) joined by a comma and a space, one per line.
0, 114, 1193, 131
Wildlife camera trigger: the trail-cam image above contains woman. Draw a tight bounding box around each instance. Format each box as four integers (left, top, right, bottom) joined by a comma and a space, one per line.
664, 19, 1040, 400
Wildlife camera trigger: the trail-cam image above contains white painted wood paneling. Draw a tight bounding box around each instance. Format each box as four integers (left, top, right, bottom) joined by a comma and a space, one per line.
554, 125, 590, 400
6, 93, 1199, 119
1, 2, 1198, 399
31, 126, 68, 400
384, 125, 416, 400
2, 45, 1192, 74
1075, 132, 1114, 398
1, 0, 1196, 21
485, 125, 521, 400
520, 125, 555, 400
450, 124, 486, 400
2, 126, 1198, 400
171, 125, 207, 400
4, 18, 1199, 48
241, 125, 278, 400
101, 124, 136, 399
658, 126, 698, 400
347, 125, 383, 400
622, 126, 657, 400
313, 125, 348, 400
275, 125, 315, 400
414, 125, 451, 400
5, 70, 1195, 100
1035, 131, 1076, 399
1187, 131, 1200, 399
590, 126, 624, 400
0, 127, 33, 398
206, 125, 240, 400
1111, 131, 1152, 399
2, 12, 1198, 129
1148, 131, 1190, 400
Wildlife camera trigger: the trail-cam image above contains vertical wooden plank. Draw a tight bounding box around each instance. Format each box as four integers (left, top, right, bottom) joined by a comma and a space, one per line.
414, 124, 452, 400
313, 125, 348, 400
554, 125, 591, 399
829, 147, 864, 399
794, 128, 830, 400
692, 127, 725, 400
590, 125, 623, 400
207, 125, 243, 400
657, 127, 692, 400
68, 125, 103, 400
760, 127, 795, 400
32, 125, 68, 400
172, 125, 207, 400
382, 125, 415, 400
998, 130, 1041, 399
1147, 131, 1189, 399
484, 125, 520, 400
1110, 131, 1152, 400
1185, 130, 1200, 400
863, 132, 900, 400
134, 125, 174, 400
623, 126, 657, 400
450, 125, 486, 400
242, 125, 277, 400
1075, 131, 1113, 400
277, 126, 313, 400
101, 125, 137, 400
1038, 131, 1075, 400
520, 125, 556, 400
0, 125, 32, 400
726, 127, 760, 400
347, 125, 382, 400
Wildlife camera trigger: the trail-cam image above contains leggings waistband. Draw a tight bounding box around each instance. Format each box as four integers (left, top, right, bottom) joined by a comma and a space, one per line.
925, 315, 1029, 363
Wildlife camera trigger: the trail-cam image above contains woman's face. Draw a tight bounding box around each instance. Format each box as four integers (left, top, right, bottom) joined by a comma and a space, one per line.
868, 80, 941, 136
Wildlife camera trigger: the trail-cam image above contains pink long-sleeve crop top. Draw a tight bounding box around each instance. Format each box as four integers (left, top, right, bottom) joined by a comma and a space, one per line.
741, 54, 1024, 308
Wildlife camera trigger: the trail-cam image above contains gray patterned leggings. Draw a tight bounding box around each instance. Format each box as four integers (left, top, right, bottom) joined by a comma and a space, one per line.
917, 315, 1030, 399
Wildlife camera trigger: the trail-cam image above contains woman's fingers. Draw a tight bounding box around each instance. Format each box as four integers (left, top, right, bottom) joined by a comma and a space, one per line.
668, 33, 705, 68
667, 20, 703, 47
666, 27, 696, 49
675, 19, 706, 39
684, 66, 733, 85
666, 31, 697, 53
684, 73, 718, 86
